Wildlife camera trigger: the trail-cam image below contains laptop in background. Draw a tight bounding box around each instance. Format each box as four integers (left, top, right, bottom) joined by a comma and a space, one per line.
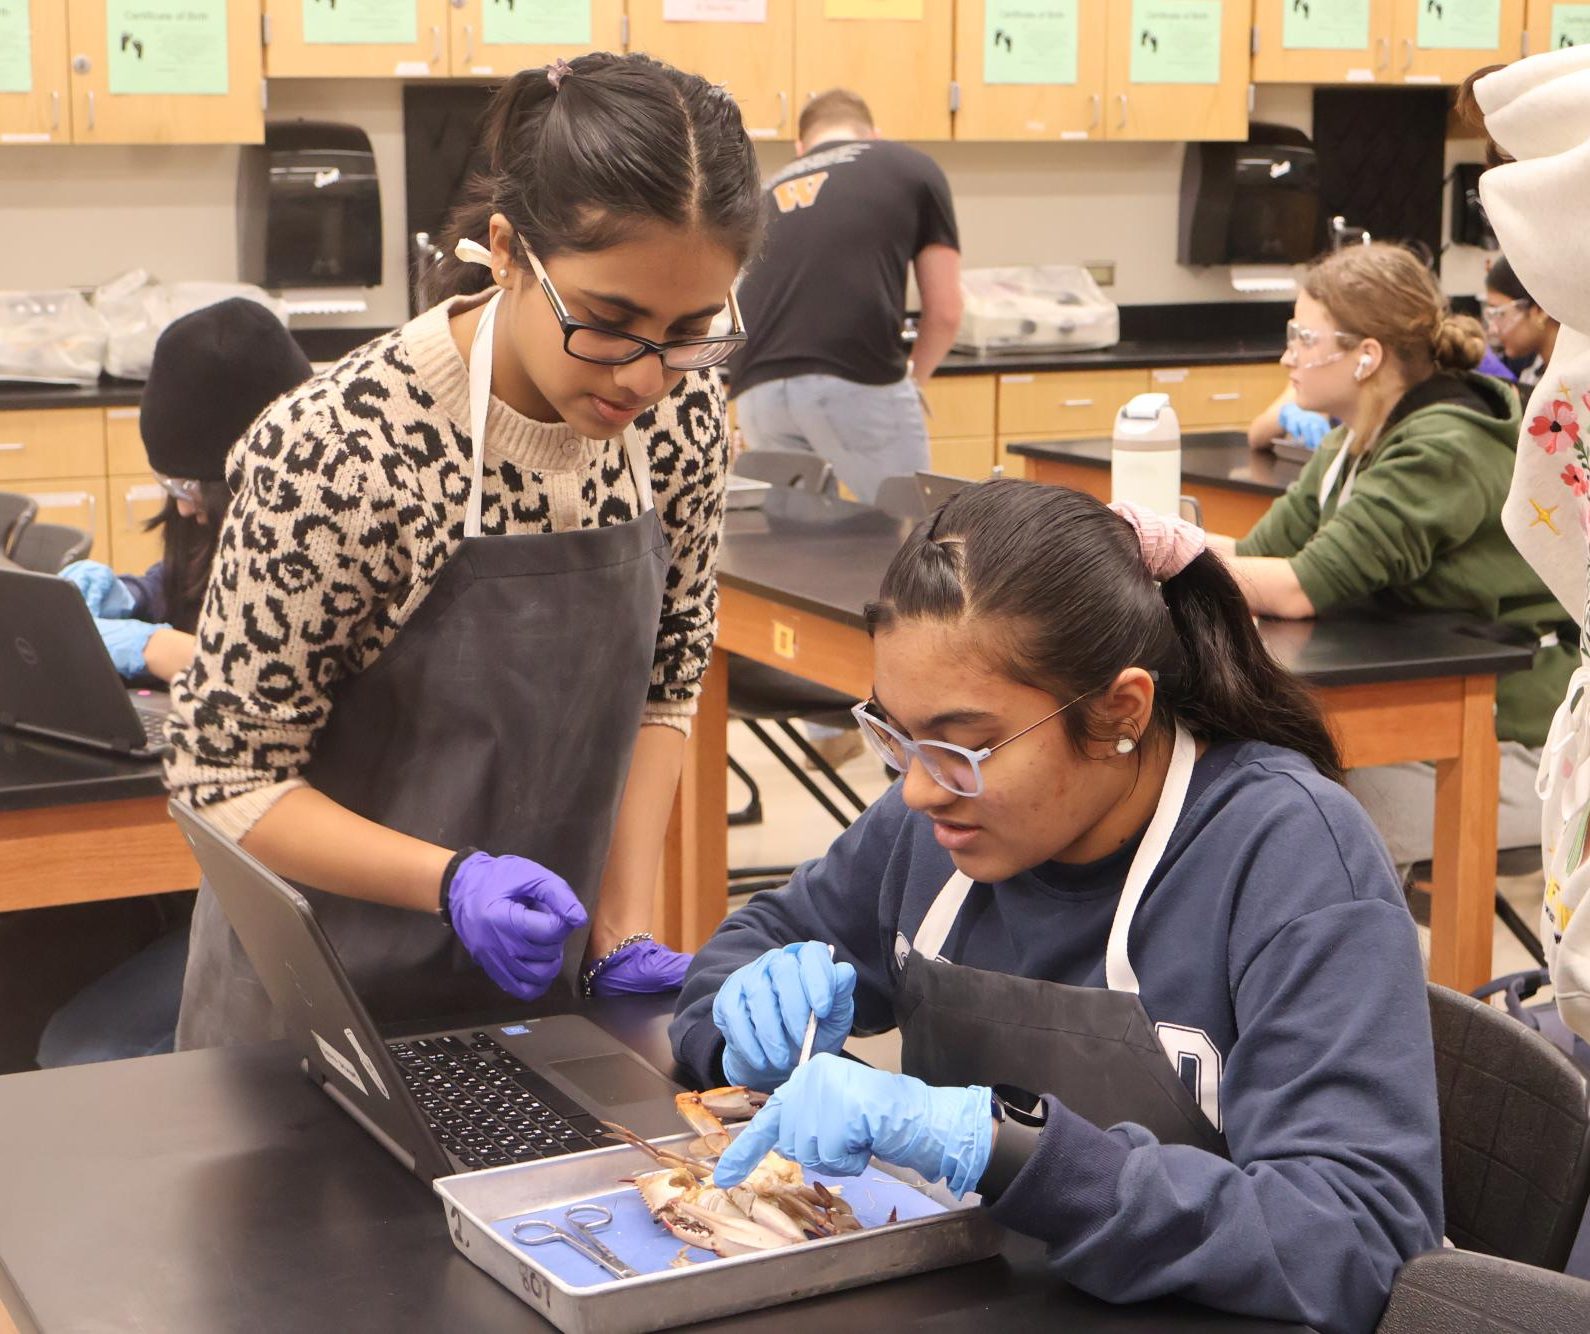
170, 801, 686, 1182
915, 470, 976, 513
0, 568, 170, 759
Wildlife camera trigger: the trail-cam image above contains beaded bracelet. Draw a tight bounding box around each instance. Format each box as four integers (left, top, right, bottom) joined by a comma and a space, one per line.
580, 931, 653, 998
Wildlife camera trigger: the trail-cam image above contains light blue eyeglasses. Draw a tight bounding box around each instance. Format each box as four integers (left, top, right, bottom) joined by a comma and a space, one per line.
849, 693, 1089, 798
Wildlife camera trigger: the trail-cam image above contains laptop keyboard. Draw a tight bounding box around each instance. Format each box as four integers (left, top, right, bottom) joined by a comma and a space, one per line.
133, 704, 168, 748
388, 1031, 616, 1170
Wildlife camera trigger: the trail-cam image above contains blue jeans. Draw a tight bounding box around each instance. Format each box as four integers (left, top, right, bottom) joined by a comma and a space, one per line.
35, 924, 188, 1066
736, 374, 929, 505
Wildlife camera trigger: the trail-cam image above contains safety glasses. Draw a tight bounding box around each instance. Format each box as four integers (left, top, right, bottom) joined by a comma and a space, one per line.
850, 693, 1089, 798
1283, 320, 1360, 372
155, 473, 204, 504
1482, 297, 1530, 332
520, 240, 747, 371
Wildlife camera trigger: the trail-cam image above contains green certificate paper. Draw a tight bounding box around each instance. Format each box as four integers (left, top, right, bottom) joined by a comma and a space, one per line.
1551, 4, 1590, 49
107, 2, 230, 96
984, 3, 1078, 85
1283, 0, 1371, 50
1130, 0, 1223, 84
484, 0, 592, 45
1416, 0, 1500, 50
0, 1, 31, 95
302, 0, 418, 45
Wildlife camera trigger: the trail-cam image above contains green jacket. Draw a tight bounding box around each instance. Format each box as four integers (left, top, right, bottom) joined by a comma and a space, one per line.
1237, 372, 1574, 746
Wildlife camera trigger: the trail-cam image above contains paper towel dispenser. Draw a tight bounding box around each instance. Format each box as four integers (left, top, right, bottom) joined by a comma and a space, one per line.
1178, 124, 1322, 267
237, 121, 382, 289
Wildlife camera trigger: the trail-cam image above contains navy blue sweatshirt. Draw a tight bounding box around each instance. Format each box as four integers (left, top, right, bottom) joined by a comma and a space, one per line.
672, 742, 1443, 1334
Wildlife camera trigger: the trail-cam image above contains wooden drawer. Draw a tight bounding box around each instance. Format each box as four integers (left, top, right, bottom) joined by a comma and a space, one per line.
13, 476, 111, 562
1149, 363, 1286, 430
929, 437, 998, 480
0, 408, 106, 483
108, 472, 167, 574
996, 369, 1148, 440
105, 406, 148, 475
922, 375, 996, 441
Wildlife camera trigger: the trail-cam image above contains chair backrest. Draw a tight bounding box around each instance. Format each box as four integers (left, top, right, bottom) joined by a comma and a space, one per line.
9, 522, 92, 574
0, 491, 37, 556
1376, 1248, 1590, 1334
1177, 494, 1203, 526
873, 474, 928, 523
732, 448, 835, 496
1428, 982, 1590, 1270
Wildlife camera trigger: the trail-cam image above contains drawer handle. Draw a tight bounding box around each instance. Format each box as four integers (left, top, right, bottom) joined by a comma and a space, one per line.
0, 442, 25, 452
125, 483, 165, 526
1061, 398, 1095, 408
1208, 392, 1242, 402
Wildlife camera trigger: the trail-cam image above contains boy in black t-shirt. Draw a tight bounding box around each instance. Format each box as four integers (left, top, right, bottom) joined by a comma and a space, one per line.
731, 89, 962, 506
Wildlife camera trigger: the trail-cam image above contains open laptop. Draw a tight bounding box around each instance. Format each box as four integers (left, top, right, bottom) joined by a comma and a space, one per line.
915, 470, 975, 513
170, 800, 687, 1182
0, 567, 171, 758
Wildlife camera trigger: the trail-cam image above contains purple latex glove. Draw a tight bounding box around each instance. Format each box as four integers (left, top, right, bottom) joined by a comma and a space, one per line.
445, 852, 587, 1002
588, 938, 693, 996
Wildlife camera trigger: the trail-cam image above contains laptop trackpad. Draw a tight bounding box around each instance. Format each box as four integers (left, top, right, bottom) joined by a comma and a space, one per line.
547, 1053, 680, 1109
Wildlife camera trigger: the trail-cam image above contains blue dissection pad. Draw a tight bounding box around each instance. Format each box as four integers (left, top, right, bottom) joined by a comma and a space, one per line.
491, 1168, 947, 1289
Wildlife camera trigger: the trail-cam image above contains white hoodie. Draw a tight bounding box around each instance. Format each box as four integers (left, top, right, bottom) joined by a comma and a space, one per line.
1479, 44, 1590, 1037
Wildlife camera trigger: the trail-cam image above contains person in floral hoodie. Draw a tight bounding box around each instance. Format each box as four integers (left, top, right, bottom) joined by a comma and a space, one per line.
1480, 45, 1590, 1038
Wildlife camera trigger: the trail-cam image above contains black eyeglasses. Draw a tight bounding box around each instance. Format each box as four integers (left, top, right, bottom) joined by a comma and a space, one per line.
520, 239, 747, 371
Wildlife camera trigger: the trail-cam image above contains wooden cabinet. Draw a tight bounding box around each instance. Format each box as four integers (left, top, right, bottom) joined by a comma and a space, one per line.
108, 472, 166, 572
628, 0, 793, 140
0, 408, 105, 484
1257, 0, 1525, 84
1104, 0, 1249, 141
263, 0, 447, 79
1148, 363, 1287, 430
1525, 0, 1589, 55
449, 0, 625, 79
1252, 0, 1396, 83
795, 0, 953, 142
995, 367, 1148, 469
922, 374, 996, 477
952, 0, 1109, 141
0, 0, 71, 143
66, 0, 262, 144
18, 476, 109, 560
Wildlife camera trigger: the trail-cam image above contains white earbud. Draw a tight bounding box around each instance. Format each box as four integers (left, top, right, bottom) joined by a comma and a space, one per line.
499, 268, 508, 279
1354, 353, 1373, 381
1115, 736, 1136, 755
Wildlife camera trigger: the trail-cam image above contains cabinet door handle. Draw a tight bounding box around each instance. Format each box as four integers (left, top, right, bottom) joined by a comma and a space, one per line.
1062, 398, 1095, 408
50, 90, 60, 131
777, 90, 788, 131
462, 24, 474, 64
1209, 392, 1241, 402
124, 484, 164, 527
1375, 37, 1390, 71
1116, 93, 1128, 130
1401, 38, 1413, 72
86, 90, 95, 131
432, 25, 444, 65
1087, 94, 1101, 130
0, 442, 25, 452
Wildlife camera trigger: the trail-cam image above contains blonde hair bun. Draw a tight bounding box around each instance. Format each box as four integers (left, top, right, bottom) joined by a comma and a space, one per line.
1432, 314, 1487, 371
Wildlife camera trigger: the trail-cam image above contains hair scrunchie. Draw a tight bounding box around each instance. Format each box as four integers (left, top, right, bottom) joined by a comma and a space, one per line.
1109, 500, 1206, 581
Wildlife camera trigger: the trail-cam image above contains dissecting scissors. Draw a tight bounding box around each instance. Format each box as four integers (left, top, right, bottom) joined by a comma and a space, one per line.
511, 1203, 640, 1280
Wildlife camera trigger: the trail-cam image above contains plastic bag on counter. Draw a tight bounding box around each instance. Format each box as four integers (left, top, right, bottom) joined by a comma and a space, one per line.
92, 271, 290, 380
0, 290, 109, 386
954, 266, 1119, 356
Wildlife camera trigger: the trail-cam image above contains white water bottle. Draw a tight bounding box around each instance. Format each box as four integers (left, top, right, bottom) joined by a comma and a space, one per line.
1110, 392, 1182, 517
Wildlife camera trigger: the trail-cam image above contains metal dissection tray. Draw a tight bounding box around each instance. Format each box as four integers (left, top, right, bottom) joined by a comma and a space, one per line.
434, 1129, 1003, 1334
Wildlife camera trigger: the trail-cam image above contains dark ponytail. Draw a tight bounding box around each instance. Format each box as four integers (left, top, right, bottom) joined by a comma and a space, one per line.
424, 52, 763, 305
866, 481, 1343, 784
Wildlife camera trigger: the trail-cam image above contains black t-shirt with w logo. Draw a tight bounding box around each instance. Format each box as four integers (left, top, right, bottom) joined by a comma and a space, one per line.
730, 139, 959, 397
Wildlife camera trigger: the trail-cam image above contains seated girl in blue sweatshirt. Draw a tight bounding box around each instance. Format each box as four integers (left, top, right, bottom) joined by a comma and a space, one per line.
671, 480, 1442, 1334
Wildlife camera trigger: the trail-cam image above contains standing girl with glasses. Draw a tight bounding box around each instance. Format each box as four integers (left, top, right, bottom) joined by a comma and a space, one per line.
166, 53, 763, 1052
672, 481, 1442, 1334
1209, 242, 1573, 869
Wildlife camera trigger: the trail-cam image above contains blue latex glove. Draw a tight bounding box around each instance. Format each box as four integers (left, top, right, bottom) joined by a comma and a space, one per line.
61, 561, 134, 618
712, 942, 858, 1090
93, 616, 170, 678
588, 939, 692, 996
446, 852, 588, 1002
1278, 401, 1331, 449
713, 1054, 994, 1198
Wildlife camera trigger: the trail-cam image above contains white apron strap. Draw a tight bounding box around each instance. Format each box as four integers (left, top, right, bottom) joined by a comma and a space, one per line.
911, 871, 976, 962
1317, 431, 1361, 512
621, 425, 654, 515
1104, 723, 1197, 995
464, 290, 501, 540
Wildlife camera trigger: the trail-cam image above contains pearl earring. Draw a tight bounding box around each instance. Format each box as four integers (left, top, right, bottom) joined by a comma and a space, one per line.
1115, 736, 1135, 755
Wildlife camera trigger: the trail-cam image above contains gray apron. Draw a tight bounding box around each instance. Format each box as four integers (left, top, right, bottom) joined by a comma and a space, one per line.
177, 291, 669, 1047
892, 725, 1228, 1156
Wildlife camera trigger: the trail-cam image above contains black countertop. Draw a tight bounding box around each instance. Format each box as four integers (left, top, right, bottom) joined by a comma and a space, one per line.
721, 490, 1532, 688
0, 994, 1308, 1333
937, 337, 1284, 377
1008, 431, 1304, 497
0, 378, 145, 411
0, 727, 167, 813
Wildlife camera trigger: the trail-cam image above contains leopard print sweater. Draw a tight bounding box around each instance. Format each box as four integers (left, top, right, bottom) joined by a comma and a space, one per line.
163, 293, 728, 840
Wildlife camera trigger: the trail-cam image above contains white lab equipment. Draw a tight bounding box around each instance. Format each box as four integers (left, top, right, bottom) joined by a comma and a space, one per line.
953, 266, 1119, 356
1111, 393, 1182, 519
